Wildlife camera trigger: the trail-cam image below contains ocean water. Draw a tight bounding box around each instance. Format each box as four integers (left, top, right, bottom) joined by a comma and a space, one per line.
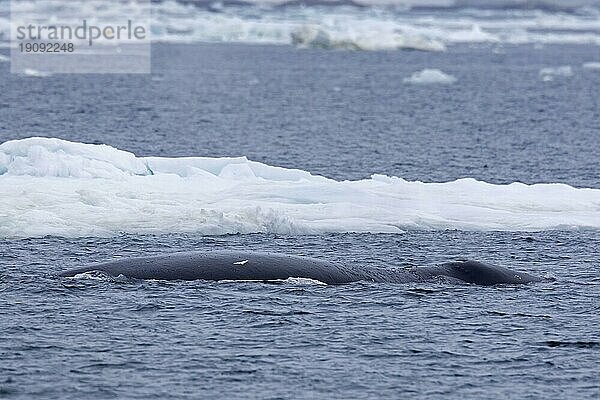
2, 0, 600, 398
2, 231, 600, 399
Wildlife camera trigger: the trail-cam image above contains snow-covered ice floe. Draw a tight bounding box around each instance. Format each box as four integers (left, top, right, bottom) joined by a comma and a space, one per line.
1, 137, 599, 238
403, 69, 457, 84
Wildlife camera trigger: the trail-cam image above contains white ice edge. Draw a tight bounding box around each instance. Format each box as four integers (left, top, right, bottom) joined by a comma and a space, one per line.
1, 137, 599, 238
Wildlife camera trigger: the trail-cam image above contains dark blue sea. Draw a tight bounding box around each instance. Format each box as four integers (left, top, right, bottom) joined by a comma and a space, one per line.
1, 38, 600, 398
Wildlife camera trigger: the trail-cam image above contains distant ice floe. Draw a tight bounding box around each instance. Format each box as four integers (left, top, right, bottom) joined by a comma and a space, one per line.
403, 69, 457, 84
582, 62, 600, 70
290, 25, 446, 52
539, 66, 573, 81
0, 54, 9, 62
1, 138, 599, 239
21, 68, 52, 78
3, 0, 600, 52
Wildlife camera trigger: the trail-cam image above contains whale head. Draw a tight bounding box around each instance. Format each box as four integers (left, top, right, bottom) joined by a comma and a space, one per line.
441, 260, 543, 285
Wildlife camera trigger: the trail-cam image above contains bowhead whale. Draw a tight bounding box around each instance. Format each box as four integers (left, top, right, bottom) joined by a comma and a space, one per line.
59, 251, 543, 285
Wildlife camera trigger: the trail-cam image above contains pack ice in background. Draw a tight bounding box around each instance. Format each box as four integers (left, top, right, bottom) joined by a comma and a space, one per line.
1, 0, 600, 52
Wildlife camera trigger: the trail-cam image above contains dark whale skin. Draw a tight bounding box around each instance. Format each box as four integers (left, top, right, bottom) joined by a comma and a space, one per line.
59, 251, 543, 286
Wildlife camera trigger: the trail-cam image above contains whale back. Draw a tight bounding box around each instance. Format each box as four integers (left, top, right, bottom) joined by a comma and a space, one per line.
433, 260, 542, 285
59, 251, 361, 284
60, 252, 543, 286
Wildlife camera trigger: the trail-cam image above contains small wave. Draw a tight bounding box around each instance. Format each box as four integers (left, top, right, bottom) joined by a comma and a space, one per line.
242, 308, 314, 315
278, 277, 327, 285
403, 68, 457, 84
66, 271, 131, 282
1, 138, 600, 238
0, 54, 9, 63
220, 277, 327, 285
545, 340, 600, 349
67, 271, 110, 280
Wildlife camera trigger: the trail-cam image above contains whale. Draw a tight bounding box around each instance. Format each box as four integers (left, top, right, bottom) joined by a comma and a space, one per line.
59, 251, 543, 285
